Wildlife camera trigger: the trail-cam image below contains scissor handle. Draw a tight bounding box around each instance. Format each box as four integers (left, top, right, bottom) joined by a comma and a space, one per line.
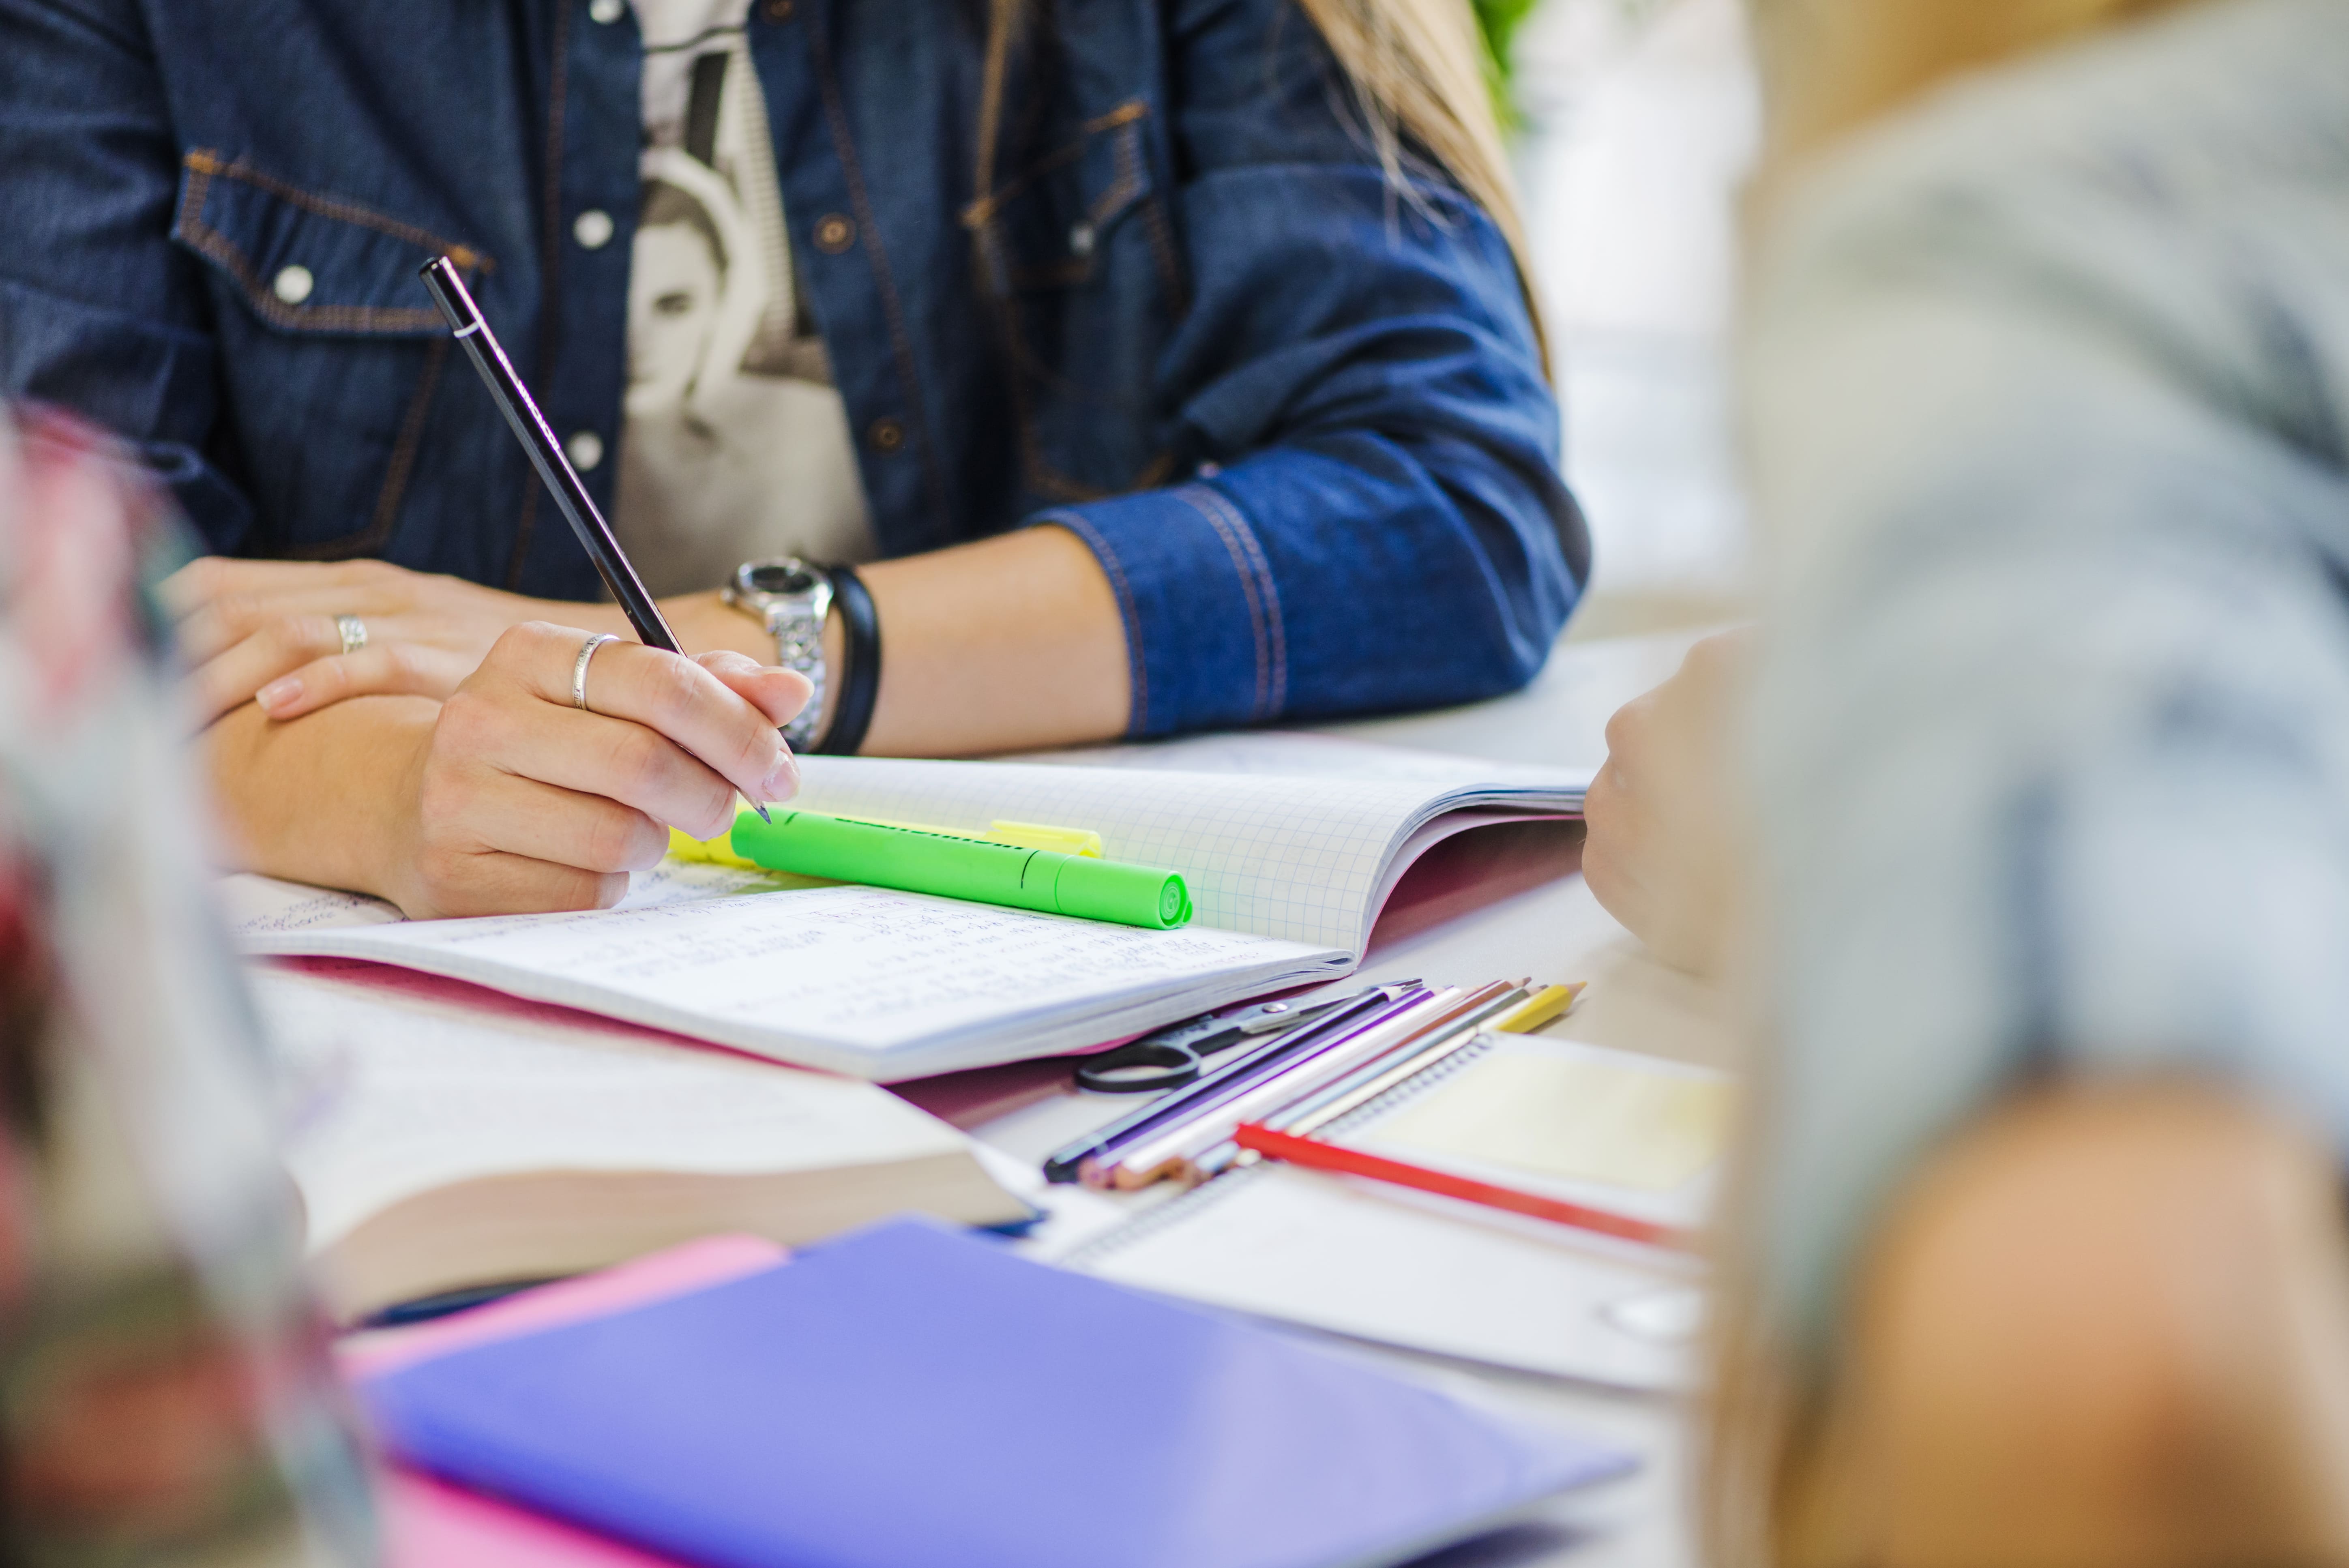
1074, 1038, 1204, 1094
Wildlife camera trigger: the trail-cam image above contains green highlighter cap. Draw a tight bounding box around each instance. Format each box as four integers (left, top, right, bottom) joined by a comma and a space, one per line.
729, 810, 1192, 931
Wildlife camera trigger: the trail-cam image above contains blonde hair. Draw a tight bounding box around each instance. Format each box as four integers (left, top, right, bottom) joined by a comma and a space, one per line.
1749, 0, 2196, 170
1290, 0, 1549, 375
979, 0, 1548, 379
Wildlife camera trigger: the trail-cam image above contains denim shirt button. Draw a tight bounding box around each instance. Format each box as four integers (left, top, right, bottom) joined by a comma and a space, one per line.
271, 265, 314, 306
565, 430, 605, 472
1068, 221, 1095, 258
589, 0, 624, 23
760, 0, 793, 20
573, 209, 614, 251
813, 214, 854, 254
867, 418, 905, 453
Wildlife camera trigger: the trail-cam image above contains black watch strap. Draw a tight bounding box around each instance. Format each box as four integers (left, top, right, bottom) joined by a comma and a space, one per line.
814, 564, 880, 756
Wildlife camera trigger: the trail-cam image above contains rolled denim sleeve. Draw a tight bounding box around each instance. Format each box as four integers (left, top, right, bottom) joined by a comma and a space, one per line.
1036, 0, 1584, 736
0, 0, 253, 550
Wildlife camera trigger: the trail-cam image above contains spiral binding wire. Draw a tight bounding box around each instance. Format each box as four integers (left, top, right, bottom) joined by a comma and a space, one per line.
1056, 1161, 1272, 1270
1310, 1030, 1501, 1141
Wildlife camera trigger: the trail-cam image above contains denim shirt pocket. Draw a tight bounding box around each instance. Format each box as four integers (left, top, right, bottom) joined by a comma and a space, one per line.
172, 152, 485, 335
169, 152, 490, 558
963, 101, 1181, 502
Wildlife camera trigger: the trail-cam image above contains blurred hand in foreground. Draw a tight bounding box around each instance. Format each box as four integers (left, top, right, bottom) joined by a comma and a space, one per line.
1581, 627, 1752, 977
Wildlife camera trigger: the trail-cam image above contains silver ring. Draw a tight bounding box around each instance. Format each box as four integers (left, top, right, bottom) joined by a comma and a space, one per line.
572, 633, 619, 712
335, 614, 367, 656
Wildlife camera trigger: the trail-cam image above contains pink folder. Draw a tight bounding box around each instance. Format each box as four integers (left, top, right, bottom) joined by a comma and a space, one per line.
340, 1233, 788, 1568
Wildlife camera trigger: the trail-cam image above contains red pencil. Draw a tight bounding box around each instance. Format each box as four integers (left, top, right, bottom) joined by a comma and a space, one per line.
1232, 1121, 1694, 1252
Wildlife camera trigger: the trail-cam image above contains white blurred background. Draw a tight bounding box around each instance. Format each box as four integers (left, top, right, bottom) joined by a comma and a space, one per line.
1510, 0, 1757, 637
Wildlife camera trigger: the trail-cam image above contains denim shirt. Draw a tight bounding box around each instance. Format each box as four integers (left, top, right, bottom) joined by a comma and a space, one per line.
0, 0, 1585, 736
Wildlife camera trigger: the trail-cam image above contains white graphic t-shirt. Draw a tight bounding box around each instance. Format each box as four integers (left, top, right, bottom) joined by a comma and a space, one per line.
616, 0, 873, 595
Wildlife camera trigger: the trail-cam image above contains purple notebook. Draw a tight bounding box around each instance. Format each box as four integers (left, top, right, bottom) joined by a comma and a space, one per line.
365, 1218, 1632, 1568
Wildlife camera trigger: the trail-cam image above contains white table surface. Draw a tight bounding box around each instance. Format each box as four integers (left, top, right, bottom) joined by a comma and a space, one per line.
969, 628, 1722, 1568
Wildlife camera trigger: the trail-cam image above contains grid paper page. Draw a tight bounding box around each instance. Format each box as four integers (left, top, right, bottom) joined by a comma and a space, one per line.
1027, 732, 1593, 791
789, 757, 1571, 952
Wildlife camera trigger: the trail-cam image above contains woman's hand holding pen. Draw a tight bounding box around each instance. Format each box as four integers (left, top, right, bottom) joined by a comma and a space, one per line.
372, 622, 809, 918
200, 619, 810, 919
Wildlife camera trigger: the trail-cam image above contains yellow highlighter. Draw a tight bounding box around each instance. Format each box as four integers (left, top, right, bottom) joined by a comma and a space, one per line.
667, 816, 1106, 871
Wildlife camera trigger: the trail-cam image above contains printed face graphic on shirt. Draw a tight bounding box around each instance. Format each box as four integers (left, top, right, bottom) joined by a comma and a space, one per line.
611, 13, 875, 584
628, 182, 728, 414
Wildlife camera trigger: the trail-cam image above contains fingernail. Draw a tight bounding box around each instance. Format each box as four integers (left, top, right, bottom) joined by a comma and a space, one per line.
256, 676, 302, 713
760, 752, 800, 802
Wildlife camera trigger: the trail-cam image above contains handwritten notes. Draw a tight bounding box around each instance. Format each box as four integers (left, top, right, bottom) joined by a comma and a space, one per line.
235, 879, 1346, 1080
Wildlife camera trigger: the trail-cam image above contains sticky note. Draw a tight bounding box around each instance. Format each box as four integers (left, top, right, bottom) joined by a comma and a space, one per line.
1373, 1049, 1731, 1192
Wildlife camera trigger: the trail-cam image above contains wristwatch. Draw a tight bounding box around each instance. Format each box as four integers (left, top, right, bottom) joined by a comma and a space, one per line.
723, 557, 832, 750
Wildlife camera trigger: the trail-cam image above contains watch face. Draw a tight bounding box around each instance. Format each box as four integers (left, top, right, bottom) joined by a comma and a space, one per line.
746, 562, 818, 597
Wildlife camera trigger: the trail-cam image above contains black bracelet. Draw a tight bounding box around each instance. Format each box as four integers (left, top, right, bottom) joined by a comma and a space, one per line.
815, 563, 880, 755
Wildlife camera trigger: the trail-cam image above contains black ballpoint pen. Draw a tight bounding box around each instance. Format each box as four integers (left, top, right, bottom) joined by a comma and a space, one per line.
418, 255, 772, 822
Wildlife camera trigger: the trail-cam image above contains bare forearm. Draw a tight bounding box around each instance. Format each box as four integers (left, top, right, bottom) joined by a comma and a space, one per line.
202, 696, 432, 898
662, 525, 1129, 756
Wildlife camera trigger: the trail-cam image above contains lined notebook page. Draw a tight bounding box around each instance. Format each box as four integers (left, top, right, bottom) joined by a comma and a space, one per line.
234, 879, 1346, 1078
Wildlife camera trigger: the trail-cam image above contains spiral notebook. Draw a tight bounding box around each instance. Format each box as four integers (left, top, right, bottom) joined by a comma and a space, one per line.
1056, 1036, 1725, 1390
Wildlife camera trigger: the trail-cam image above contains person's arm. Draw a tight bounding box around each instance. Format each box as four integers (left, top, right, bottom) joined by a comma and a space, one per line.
1005, 0, 1583, 736
663, 527, 1127, 756
0, 0, 255, 549
166, 521, 1131, 756
169, 0, 1581, 754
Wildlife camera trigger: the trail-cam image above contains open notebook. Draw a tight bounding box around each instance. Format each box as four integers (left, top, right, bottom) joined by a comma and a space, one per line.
228, 736, 1587, 1081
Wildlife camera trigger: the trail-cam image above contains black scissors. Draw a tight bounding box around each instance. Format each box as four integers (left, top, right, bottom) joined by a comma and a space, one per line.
1074, 997, 1344, 1094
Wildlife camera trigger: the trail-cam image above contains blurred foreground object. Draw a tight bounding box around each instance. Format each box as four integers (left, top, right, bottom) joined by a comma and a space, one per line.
1711, 0, 2349, 1560
0, 407, 374, 1565
1581, 627, 1752, 976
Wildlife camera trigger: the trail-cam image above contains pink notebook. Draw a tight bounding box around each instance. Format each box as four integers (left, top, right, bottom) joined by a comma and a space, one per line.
341, 1234, 787, 1568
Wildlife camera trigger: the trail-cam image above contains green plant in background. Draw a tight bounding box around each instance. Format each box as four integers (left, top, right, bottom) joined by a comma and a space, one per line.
1472, 0, 1540, 129
1478, 0, 1673, 130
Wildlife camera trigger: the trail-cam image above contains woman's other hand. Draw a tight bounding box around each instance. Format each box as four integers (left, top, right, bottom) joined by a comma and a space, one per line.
160, 556, 617, 727
1581, 628, 1753, 977
373, 624, 807, 918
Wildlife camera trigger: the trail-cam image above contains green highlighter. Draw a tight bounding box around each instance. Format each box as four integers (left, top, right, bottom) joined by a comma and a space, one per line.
729, 810, 1193, 930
